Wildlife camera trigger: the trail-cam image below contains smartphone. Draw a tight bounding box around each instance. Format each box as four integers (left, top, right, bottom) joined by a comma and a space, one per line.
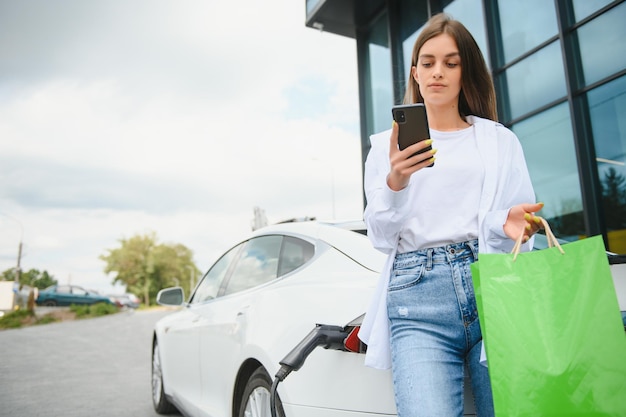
392, 103, 434, 167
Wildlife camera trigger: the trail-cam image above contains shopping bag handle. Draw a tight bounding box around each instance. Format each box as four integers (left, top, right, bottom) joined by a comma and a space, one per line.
512, 216, 565, 260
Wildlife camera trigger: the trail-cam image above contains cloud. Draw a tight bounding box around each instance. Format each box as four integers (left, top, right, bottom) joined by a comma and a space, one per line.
0, 0, 363, 293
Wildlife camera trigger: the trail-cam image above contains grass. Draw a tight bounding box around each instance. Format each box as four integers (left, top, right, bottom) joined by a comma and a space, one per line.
0, 309, 41, 329
0, 302, 120, 330
70, 302, 119, 318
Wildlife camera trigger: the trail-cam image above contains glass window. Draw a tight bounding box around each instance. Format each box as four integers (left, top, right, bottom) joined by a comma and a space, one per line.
444, 0, 489, 68
497, 0, 558, 63
278, 236, 315, 276
501, 41, 567, 120
364, 12, 394, 136
398, 0, 489, 103
588, 76, 626, 253
306, 0, 322, 15
190, 243, 241, 304
398, 0, 429, 79
72, 287, 87, 296
578, 2, 626, 87
572, 0, 613, 21
223, 235, 282, 295
402, 30, 421, 82
512, 103, 585, 239
57, 285, 71, 294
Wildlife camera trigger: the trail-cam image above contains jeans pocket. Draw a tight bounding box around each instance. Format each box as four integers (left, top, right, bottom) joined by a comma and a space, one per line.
389, 261, 425, 292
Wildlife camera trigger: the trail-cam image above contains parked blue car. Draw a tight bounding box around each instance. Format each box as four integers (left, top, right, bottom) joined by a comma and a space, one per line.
36, 285, 114, 307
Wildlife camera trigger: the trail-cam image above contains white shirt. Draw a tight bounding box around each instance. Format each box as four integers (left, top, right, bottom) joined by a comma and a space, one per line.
397, 125, 483, 253
358, 115, 537, 370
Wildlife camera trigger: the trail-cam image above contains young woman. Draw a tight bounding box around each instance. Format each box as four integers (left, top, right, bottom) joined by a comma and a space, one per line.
358, 13, 543, 417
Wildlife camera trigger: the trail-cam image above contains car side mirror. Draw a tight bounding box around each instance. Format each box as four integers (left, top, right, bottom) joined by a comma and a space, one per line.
156, 287, 185, 306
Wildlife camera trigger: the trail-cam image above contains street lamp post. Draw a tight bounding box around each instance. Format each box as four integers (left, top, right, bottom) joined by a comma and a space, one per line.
16, 241, 22, 285
1, 213, 24, 285
1, 213, 25, 311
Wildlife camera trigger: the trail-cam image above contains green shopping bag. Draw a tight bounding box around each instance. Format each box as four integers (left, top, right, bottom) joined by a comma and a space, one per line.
471, 221, 626, 417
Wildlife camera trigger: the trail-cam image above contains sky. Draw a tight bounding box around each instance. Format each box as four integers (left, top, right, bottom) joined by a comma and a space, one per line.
0, 0, 364, 294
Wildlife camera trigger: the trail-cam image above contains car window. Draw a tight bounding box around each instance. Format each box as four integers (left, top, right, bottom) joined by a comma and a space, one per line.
72, 287, 87, 296
56, 285, 71, 294
278, 236, 314, 276
222, 235, 282, 296
190, 243, 242, 304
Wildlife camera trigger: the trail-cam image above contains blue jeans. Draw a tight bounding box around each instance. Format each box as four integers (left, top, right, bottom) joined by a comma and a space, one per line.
387, 239, 494, 417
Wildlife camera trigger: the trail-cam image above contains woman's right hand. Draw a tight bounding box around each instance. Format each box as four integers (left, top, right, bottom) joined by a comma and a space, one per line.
387, 121, 436, 191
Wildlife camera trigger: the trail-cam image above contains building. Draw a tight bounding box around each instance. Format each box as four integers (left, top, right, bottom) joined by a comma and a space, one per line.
305, 0, 626, 254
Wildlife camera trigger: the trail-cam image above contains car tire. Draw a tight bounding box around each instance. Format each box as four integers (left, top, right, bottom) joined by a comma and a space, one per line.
152, 340, 177, 415
43, 300, 57, 307
239, 367, 285, 417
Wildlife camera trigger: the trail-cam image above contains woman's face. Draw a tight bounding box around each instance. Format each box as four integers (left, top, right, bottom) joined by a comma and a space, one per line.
412, 33, 462, 109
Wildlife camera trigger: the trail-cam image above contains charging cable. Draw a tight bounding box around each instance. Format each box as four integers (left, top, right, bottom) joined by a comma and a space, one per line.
270, 324, 349, 417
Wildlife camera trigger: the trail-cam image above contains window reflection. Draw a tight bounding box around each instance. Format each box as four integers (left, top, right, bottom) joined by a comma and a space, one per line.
365, 12, 394, 136
501, 41, 566, 120
444, 0, 489, 68
306, 0, 322, 14
578, 2, 626, 87
399, 0, 429, 77
224, 235, 282, 295
57, 285, 71, 294
399, 0, 489, 89
191, 244, 241, 304
278, 236, 314, 276
497, 0, 558, 64
588, 76, 626, 253
572, 0, 613, 21
512, 103, 584, 238
402, 26, 424, 86
73, 287, 87, 296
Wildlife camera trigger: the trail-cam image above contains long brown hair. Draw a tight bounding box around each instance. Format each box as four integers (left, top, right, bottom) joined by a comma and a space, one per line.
403, 13, 497, 121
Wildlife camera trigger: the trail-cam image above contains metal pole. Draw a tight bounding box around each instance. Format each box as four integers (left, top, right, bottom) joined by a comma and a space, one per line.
16, 241, 22, 286
0, 213, 24, 284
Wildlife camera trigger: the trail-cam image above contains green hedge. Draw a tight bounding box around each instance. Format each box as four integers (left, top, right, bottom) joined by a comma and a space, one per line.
0, 302, 119, 329
70, 302, 119, 318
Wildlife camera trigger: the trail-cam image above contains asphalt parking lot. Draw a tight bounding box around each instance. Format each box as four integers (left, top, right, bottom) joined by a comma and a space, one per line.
0, 308, 179, 417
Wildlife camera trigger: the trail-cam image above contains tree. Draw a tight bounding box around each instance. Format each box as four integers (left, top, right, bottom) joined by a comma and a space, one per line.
602, 167, 626, 230
99, 232, 200, 306
539, 168, 626, 239
1, 268, 57, 289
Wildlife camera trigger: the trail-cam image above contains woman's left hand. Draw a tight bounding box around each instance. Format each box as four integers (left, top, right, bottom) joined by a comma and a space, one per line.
503, 202, 545, 243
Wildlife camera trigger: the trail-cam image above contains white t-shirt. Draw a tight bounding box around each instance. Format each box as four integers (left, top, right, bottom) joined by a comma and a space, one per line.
362, 116, 537, 369
397, 125, 484, 253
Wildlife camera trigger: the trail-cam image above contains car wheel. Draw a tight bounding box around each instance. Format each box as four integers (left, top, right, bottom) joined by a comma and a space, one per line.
43, 300, 57, 307
239, 367, 285, 417
152, 340, 177, 414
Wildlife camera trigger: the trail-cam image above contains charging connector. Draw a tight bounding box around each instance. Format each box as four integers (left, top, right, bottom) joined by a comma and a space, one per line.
275, 324, 347, 381
270, 324, 349, 417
